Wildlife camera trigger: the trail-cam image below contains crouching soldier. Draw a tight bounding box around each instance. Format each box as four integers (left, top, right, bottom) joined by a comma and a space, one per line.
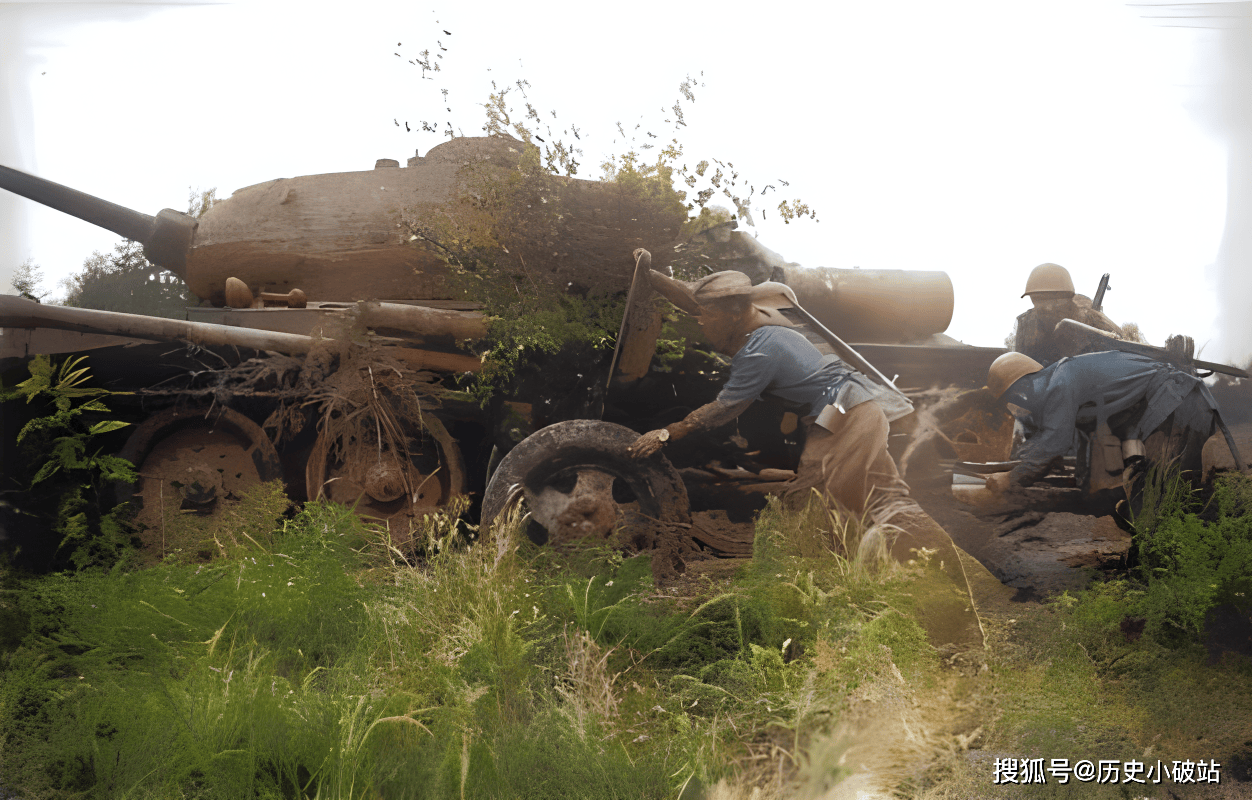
628, 269, 985, 656
1014, 263, 1124, 366
982, 350, 1242, 501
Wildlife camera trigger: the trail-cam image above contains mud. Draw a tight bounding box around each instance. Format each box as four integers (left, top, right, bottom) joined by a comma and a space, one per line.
686, 509, 755, 557
909, 477, 1124, 601
1204, 420, 1252, 473
977, 511, 1130, 596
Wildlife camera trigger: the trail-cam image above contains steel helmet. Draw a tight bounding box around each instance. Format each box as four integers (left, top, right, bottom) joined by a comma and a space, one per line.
1021, 263, 1075, 298
987, 352, 1044, 398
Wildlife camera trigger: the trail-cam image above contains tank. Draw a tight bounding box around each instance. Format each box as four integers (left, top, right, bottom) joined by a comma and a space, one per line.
0, 136, 1006, 553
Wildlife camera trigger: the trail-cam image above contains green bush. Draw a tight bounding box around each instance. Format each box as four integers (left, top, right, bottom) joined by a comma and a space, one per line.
1132, 470, 1252, 638
1, 354, 138, 570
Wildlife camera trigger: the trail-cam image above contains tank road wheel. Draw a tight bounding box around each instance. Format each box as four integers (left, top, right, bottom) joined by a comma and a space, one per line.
115, 406, 284, 538
481, 420, 693, 563
305, 413, 465, 524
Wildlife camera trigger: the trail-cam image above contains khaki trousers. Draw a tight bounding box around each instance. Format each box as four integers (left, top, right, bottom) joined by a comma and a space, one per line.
785, 400, 910, 520
786, 401, 985, 655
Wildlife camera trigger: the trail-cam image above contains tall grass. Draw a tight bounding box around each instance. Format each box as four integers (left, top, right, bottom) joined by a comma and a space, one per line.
0, 488, 962, 799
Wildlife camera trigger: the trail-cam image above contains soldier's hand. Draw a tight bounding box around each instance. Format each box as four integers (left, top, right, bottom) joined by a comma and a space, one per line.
983, 472, 1011, 494
628, 429, 670, 458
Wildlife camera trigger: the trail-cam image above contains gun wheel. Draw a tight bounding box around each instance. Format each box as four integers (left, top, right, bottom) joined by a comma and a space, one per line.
115, 406, 284, 546
305, 413, 464, 526
481, 420, 692, 558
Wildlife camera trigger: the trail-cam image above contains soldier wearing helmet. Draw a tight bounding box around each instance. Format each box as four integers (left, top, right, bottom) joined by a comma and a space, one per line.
1013, 263, 1125, 366
630, 269, 985, 654
982, 349, 1228, 497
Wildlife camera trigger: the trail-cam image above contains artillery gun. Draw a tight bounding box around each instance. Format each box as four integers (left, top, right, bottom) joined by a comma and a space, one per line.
0, 135, 1005, 556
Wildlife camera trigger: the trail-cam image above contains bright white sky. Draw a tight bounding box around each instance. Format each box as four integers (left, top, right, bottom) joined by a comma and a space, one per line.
2, 0, 1240, 360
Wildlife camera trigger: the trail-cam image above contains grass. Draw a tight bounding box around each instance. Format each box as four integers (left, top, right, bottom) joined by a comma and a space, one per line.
1, 484, 1251, 799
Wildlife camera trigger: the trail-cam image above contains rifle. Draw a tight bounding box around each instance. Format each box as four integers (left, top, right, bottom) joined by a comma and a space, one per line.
1092, 273, 1111, 311
1056, 318, 1249, 378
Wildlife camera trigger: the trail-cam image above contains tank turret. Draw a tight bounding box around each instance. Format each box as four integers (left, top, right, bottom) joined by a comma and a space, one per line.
0, 136, 686, 308
0, 135, 1005, 548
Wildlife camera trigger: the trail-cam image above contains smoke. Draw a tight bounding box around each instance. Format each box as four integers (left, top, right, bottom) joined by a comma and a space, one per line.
1146, 2, 1252, 366
0, 2, 207, 294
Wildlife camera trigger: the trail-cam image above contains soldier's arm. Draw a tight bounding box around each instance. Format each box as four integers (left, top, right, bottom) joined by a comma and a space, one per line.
1008, 454, 1058, 487
666, 398, 755, 440
629, 399, 754, 457
1005, 372, 1083, 487
1081, 306, 1125, 338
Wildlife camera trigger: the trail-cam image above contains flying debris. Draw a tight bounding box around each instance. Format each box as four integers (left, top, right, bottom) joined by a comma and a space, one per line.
394, 119, 400, 126
444, 29, 451, 34
646, 131, 657, 138
762, 184, 775, 194
405, 122, 411, 132
536, 136, 545, 142
779, 179, 789, 186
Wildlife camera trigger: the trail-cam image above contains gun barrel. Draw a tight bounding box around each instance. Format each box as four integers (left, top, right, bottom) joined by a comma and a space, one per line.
1093, 273, 1111, 311
0, 294, 317, 355
778, 266, 954, 343
0, 164, 197, 277
0, 164, 155, 243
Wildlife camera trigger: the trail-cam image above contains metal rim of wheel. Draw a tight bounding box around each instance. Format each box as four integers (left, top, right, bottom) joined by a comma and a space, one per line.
114, 405, 283, 530
304, 412, 464, 523
481, 419, 690, 547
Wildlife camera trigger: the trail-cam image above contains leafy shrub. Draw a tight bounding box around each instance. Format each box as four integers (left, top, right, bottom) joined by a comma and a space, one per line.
1123, 469, 1252, 639
1, 355, 137, 569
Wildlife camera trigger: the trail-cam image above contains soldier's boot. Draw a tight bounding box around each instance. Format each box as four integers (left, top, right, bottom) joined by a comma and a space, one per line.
884, 508, 987, 662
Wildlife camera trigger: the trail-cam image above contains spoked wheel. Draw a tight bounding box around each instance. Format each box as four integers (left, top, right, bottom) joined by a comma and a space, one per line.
116, 406, 284, 531
481, 420, 691, 551
305, 413, 464, 523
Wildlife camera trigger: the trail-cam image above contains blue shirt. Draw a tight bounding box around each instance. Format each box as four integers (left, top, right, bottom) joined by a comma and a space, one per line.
717, 326, 865, 415
1006, 351, 1218, 485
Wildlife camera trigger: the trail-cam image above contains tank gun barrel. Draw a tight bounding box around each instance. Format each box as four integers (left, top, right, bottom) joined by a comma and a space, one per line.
0, 294, 316, 354
0, 164, 197, 277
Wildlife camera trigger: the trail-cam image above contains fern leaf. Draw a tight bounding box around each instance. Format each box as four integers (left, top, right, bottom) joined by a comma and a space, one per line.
88, 420, 130, 436
31, 460, 62, 486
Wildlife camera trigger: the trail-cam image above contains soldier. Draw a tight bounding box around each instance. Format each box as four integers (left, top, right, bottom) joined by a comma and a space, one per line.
982, 350, 1234, 498
628, 269, 985, 655
1013, 263, 1124, 366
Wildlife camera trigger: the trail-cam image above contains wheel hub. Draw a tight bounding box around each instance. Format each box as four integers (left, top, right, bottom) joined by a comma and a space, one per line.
529, 469, 620, 543
177, 463, 223, 506
362, 458, 407, 503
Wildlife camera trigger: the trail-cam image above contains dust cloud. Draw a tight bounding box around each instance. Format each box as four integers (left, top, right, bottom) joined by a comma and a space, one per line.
1153, 2, 1252, 367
